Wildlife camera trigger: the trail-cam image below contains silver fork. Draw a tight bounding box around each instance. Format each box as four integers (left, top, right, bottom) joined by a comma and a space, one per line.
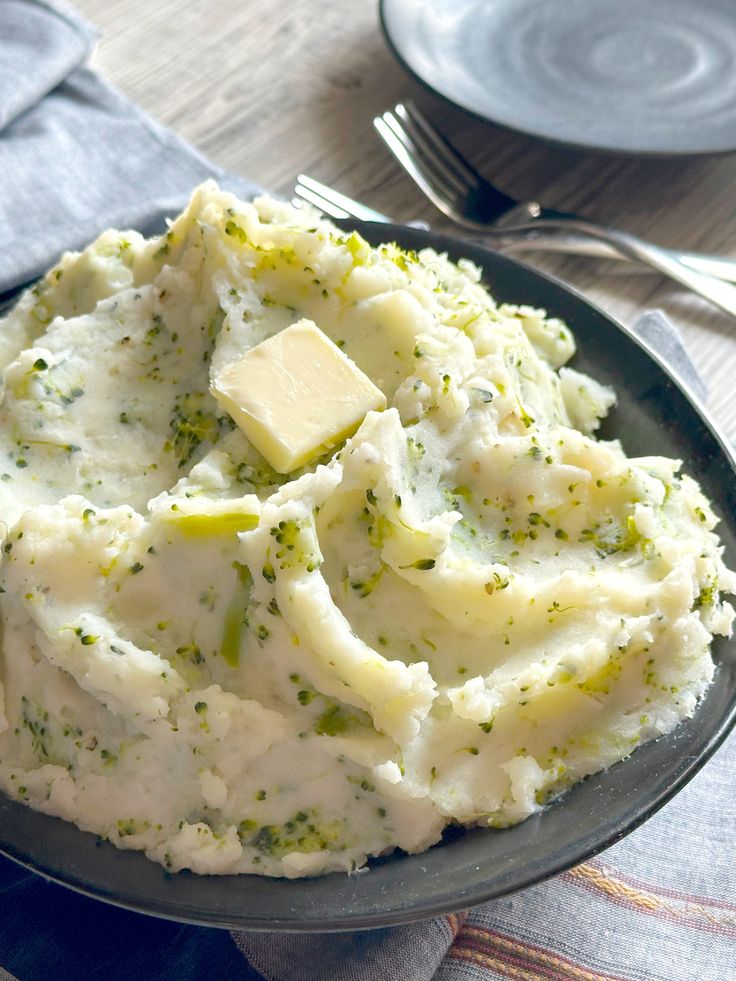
373, 102, 736, 316
293, 176, 394, 224
293, 176, 736, 282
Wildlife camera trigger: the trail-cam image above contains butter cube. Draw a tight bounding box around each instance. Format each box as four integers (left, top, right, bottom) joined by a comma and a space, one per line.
211, 319, 386, 473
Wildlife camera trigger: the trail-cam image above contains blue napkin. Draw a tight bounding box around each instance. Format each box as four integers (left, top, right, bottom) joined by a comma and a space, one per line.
0, 0, 258, 299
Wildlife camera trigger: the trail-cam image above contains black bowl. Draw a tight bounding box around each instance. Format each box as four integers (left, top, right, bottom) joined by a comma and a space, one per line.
1, 224, 734, 930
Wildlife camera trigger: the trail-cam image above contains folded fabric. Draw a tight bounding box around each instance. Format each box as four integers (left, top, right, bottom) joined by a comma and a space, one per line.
632, 309, 708, 404
0, 0, 258, 298
0, 0, 94, 131
0, 4, 733, 981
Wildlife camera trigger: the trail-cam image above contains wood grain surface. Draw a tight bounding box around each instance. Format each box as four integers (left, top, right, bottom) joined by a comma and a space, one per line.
74, 0, 736, 443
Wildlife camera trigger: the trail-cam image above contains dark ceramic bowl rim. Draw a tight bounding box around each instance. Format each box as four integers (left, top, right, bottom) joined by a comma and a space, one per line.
0, 223, 734, 931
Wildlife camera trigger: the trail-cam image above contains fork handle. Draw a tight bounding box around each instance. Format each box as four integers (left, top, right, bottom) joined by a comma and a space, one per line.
508, 209, 736, 318
494, 228, 736, 283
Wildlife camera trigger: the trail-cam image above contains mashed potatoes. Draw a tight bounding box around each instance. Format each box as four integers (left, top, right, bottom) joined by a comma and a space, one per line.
0, 183, 732, 877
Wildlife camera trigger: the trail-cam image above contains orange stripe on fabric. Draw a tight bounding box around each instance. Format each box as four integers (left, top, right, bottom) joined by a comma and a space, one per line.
445, 911, 468, 939
451, 945, 557, 981
565, 863, 736, 938
452, 926, 631, 981
572, 861, 736, 913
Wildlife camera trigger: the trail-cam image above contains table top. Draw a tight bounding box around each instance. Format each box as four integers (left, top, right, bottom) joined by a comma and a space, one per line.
74, 0, 736, 444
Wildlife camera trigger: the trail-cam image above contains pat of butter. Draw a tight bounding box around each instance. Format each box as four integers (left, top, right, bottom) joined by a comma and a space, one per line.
211, 319, 386, 473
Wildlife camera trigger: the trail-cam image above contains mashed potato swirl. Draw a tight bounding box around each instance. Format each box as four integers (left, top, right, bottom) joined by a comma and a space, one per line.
0, 183, 732, 877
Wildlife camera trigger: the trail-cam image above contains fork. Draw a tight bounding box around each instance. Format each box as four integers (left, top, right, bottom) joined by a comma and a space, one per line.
373, 102, 736, 317
293, 175, 736, 284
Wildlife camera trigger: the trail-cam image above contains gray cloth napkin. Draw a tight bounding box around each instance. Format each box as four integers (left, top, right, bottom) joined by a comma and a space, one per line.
1, 4, 734, 981
0, 0, 258, 298
634, 309, 708, 404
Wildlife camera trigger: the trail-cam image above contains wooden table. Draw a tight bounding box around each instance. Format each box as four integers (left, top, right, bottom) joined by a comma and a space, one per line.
75, 0, 736, 443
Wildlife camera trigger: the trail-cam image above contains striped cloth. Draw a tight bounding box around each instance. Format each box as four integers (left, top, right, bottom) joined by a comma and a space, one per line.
0, 3, 734, 980
236, 724, 736, 980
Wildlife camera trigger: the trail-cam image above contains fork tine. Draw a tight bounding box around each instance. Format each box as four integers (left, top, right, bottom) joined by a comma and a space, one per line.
374, 113, 459, 219
295, 176, 389, 223
293, 183, 352, 220
378, 103, 517, 226
378, 110, 469, 209
396, 102, 481, 193
384, 108, 469, 200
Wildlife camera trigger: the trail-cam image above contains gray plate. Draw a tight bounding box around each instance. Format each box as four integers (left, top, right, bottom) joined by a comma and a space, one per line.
0, 224, 735, 930
380, 0, 736, 156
